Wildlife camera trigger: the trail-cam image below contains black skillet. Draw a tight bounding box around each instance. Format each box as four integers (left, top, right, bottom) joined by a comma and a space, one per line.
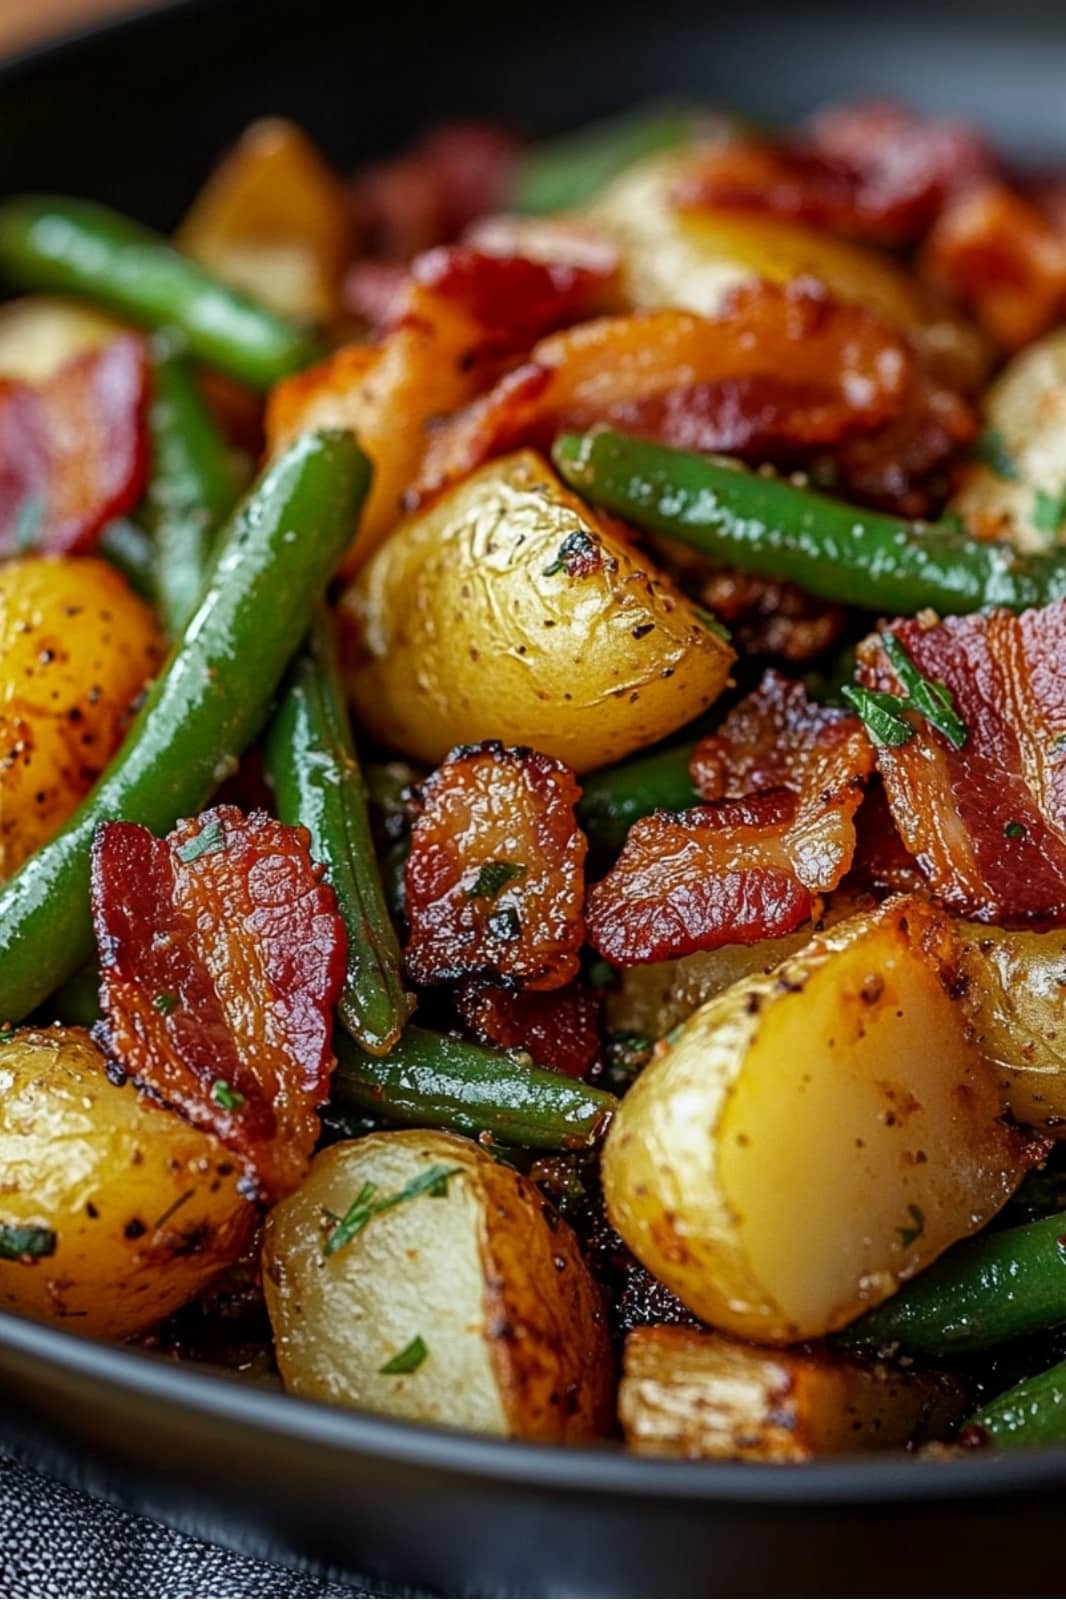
3, 1, 1066, 1593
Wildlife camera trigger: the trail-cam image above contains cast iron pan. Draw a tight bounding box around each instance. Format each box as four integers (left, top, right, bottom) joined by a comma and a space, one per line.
3, 1, 1066, 1593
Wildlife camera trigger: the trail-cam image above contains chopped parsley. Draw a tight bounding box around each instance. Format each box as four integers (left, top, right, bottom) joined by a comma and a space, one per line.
542, 528, 598, 577
0, 1222, 57, 1262
152, 992, 178, 1016
693, 605, 732, 642
379, 1335, 428, 1375
12, 495, 45, 553
896, 1203, 925, 1249
487, 905, 522, 942
0, 1029, 14, 1046
466, 860, 526, 901
881, 633, 968, 750
176, 816, 226, 863
1004, 820, 1028, 840
211, 1078, 245, 1111
1033, 485, 1066, 539
324, 1163, 461, 1258
973, 427, 1019, 482
840, 684, 913, 748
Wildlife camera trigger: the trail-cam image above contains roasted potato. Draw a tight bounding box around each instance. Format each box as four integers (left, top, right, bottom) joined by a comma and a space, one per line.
619, 1325, 968, 1461
603, 896, 1030, 1342
0, 1028, 254, 1339
0, 557, 163, 878
263, 1129, 613, 1440
177, 117, 349, 325
340, 450, 733, 772
950, 329, 1066, 551
0, 295, 125, 382
957, 922, 1066, 1131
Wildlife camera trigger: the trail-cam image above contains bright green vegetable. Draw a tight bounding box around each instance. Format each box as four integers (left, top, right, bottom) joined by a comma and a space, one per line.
266, 608, 411, 1055
0, 196, 322, 388
98, 519, 157, 601
332, 1026, 617, 1151
145, 332, 243, 634
0, 428, 369, 1024
965, 1357, 1066, 1449
578, 741, 698, 853
553, 431, 1066, 616
844, 1212, 1066, 1358
511, 101, 699, 213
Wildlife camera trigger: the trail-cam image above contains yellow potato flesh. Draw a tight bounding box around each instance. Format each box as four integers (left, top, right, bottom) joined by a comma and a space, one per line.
0, 296, 125, 382
340, 449, 733, 772
603, 897, 1028, 1342
0, 1029, 254, 1339
957, 921, 1066, 1130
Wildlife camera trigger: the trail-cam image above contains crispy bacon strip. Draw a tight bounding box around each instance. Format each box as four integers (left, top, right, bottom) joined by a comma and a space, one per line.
922, 183, 1066, 351
455, 978, 601, 1079
351, 121, 519, 259
412, 278, 912, 506
857, 605, 1066, 919
404, 742, 587, 990
588, 675, 873, 966
92, 805, 347, 1201
0, 335, 148, 557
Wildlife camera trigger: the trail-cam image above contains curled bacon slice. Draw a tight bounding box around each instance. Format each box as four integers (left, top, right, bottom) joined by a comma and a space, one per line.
92, 805, 347, 1202
0, 335, 148, 557
857, 605, 1066, 919
351, 120, 519, 259
404, 742, 587, 990
455, 978, 601, 1079
588, 674, 873, 966
412, 278, 912, 506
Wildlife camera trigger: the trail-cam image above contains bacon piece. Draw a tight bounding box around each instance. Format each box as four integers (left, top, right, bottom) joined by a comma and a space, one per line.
922, 183, 1066, 351
588, 675, 873, 966
414, 279, 912, 506
830, 367, 977, 518
455, 978, 601, 1079
694, 567, 845, 664
0, 335, 148, 557
351, 121, 519, 259
847, 779, 926, 897
92, 805, 347, 1201
404, 742, 587, 990
676, 101, 992, 247
856, 606, 1066, 919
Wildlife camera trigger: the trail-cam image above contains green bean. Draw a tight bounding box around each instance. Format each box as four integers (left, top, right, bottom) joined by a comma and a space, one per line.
511, 102, 698, 213
0, 197, 323, 389
0, 428, 369, 1024
578, 741, 698, 853
964, 1356, 1066, 1449
265, 609, 411, 1055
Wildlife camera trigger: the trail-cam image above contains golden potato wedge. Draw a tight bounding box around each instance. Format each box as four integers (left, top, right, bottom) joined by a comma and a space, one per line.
957, 922, 1066, 1131
0, 557, 163, 878
0, 296, 126, 383
263, 1130, 612, 1441
603, 896, 1030, 1343
619, 1325, 968, 1461
339, 450, 733, 772
0, 1028, 254, 1339
177, 118, 349, 326
950, 329, 1066, 551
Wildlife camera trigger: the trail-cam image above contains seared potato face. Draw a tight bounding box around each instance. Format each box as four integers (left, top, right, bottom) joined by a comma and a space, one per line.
263, 1130, 612, 1441
0, 296, 125, 383
0, 557, 163, 878
340, 450, 733, 772
0, 1028, 254, 1339
957, 922, 1066, 1131
603, 896, 1029, 1343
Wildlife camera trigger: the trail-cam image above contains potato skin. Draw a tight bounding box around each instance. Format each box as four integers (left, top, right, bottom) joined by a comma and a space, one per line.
957, 921, 1066, 1131
0, 1028, 254, 1339
263, 1130, 612, 1441
603, 896, 1030, 1343
0, 557, 163, 878
339, 450, 733, 772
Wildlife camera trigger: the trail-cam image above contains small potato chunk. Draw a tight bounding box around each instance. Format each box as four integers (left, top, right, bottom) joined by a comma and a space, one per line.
263, 1130, 612, 1441
603, 896, 1029, 1342
957, 922, 1066, 1132
340, 450, 733, 772
950, 330, 1066, 552
0, 557, 163, 878
619, 1325, 967, 1461
0, 1028, 254, 1339
0, 296, 125, 383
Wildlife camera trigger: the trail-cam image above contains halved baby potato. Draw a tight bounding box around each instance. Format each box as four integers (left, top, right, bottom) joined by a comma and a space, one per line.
339, 449, 734, 772
619, 1325, 968, 1461
263, 1129, 613, 1441
603, 895, 1031, 1343
0, 295, 125, 383
0, 1028, 255, 1339
957, 922, 1066, 1132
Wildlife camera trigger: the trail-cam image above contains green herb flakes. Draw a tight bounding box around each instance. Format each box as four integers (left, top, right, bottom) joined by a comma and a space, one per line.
211, 1078, 245, 1111
324, 1164, 462, 1258
973, 427, 1019, 482
840, 685, 913, 748
881, 633, 968, 750
176, 816, 227, 863
379, 1335, 428, 1375
896, 1203, 925, 1249
466, 860, 526, 901
1004, 820, 1027, 840
13, 495, 45, 554
1033, 485, 1066, 539
0, 1222, 57, 1262
152, 992, 178, 1015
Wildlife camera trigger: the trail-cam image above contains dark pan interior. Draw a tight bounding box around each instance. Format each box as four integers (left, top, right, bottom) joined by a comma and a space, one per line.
3, 1, 1066, 1593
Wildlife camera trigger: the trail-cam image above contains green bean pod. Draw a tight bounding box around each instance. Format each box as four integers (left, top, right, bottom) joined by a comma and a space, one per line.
843, 1212, 1066, 1358
98, 518, 157, 602
965, 1357, 1066, 1450
265, 608, 411, 1055
332, 1026, 617, 1151
510, 101, 698, 213
554, 430, 1066, 616
145, 332, 243, 635
0, 428, 370, 1024
578, 740, 699, 853
0, 196, 322, 389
